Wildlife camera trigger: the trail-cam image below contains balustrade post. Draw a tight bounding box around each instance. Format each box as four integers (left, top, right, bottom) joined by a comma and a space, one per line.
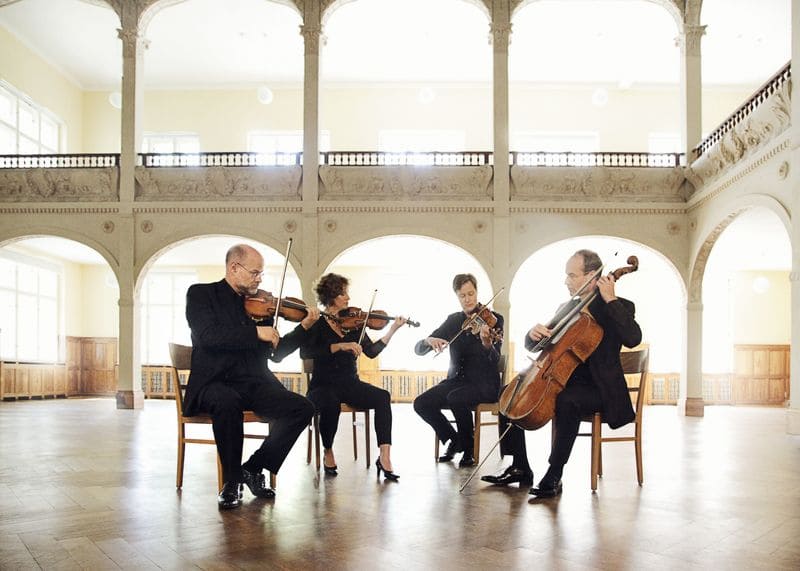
678, 23, 705, 162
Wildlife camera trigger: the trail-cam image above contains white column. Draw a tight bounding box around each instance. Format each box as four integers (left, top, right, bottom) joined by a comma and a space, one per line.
678, 24, 705, 160
680, 300, 704, 416
115, 10, 146, 408
300, 3, 324, 303
787, 0, 800, 433
490, 4, 512, 341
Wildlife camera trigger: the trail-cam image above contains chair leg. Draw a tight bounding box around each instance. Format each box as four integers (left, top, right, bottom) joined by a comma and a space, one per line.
176, 427, 186, 489
269, 472, 276, 489
306, 422, 312, 465
364, 410, 371, 468
473, 409, 481, 462
590, 415, 601, 491
216, 453, 223, 493
635, 428, 643, 485
434, 432, 440, 459
314, 414, 321, 470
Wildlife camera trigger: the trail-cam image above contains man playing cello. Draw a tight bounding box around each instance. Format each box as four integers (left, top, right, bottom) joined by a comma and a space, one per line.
481, 249, 641, 497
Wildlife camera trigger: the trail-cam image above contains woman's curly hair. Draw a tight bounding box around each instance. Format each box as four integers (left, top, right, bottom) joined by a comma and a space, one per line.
315, 273, 349, 306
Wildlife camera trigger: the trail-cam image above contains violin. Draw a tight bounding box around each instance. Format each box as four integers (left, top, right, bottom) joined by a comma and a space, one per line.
337, 306, 420, 333
498, 256, 639, 430
462, 304, 503, 343
244, 289, 335, 323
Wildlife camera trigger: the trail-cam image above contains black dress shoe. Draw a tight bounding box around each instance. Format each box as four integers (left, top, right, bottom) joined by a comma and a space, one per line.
480, 466, 534, 486
218, 481, 242, 510
458, 453, 475, 468
375, 458, 400, 482
323, 464, 338, 476
241, 467, 276, 498
529, 478, 563, 498
438, 439, 463, 463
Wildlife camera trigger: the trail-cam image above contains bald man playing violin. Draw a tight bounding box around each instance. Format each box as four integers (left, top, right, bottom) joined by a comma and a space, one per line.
184, 244, 319, 509
481, 249, 641, 497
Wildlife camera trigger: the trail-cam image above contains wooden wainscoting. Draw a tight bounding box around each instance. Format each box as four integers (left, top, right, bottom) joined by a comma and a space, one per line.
66, 336, 118, 396
733, 344, 789, 405
0, 361, 68, 400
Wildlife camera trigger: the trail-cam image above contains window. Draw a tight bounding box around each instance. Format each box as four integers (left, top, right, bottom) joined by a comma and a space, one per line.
247, 130, 330, 165
648, 132, 681, 154
0, 81, 64, 155
0, 253, 62, 362
512, 131, 599, 153
141, 133, 201, 166
139, 271, 196, 365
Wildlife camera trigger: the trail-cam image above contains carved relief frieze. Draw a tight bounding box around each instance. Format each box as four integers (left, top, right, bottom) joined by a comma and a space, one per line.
134, 166, 302, 201
689, 81, 791, 188
318, 166, 494, 201
510, 166, 688, 202
0, 168, 118, 202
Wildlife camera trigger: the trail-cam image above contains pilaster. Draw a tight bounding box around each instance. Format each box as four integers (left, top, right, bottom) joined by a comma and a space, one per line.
677, 24, 705, 160
788, 0, 800, 434
118, 14, 147, 204
116, 213, 143, 409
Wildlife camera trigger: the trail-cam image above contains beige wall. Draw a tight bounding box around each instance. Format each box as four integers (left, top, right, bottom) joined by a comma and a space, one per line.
0, 26, 83, 152
732, 270, 791, 345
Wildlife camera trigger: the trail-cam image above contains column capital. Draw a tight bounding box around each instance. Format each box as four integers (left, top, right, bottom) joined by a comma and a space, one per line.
675, 24, 706, 56
488, 22, 512, 50
300, 24, 326, 54
117, 27, 150, 53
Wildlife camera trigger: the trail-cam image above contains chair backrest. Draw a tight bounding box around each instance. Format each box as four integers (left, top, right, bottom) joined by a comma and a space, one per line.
620, 348, 650, 418
169, 343, 193, 417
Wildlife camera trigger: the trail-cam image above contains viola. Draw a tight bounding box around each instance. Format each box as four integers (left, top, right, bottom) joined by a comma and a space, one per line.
498, 256, 639, 431
244, 289, 335, 323
337, 306, 420, 333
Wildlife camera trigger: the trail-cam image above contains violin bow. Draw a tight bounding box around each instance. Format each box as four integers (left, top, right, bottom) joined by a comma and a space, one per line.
272, 238, 293, 333
434, 286, 504, 358
357, 288, 378, 346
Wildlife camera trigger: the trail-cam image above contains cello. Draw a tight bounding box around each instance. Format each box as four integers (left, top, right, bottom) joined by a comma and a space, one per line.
497, 256, 639, 430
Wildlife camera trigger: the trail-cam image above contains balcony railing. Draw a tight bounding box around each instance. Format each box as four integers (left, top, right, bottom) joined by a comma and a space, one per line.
321, 151, 493, 166
510, 151, 683, 167
694, 61, 791, 157
138, 151, 302, 167
0, 153, 119, 168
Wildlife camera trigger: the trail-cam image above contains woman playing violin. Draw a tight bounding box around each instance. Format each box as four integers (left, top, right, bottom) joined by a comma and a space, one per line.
481, 249, 641, 497
413, 273, 504, 468
300, 273, 407, 480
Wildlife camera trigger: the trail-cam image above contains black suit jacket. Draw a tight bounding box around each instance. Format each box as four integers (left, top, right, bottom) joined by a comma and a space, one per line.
183, 279, 309, 416
525, 295, 641, 429
415, 310, 503, 391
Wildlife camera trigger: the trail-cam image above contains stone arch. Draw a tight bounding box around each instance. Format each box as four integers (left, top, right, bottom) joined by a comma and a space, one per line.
0, 229, 120, 285
510, 0, 684, 28
688, 194, 790, 304
322, 0, 490, 26
136, 230, 297, 293
140, 0, 301, 33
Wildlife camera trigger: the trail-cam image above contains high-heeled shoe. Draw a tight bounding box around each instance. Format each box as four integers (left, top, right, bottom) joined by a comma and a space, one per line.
375, 458, 400, 482
323, 463, 338, 476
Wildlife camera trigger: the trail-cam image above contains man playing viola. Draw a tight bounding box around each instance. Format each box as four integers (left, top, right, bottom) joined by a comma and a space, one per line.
184, 244, 319, 509
413, 273, 504, 468
481, 249, 641, 497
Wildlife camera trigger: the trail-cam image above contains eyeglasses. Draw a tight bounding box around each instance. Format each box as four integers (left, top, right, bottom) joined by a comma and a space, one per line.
235, 262, 264, 279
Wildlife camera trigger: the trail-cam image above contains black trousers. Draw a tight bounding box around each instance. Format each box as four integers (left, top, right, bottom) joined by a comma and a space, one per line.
413, 378, 498, 453
307, 379, 392, 448
500, 377, 602, 470
195, 374, 315, 483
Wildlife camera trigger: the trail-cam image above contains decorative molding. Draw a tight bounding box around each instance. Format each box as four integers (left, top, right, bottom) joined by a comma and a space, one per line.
300, 24, 326, 53
319, 166, 493, 201
510, 166, 688, 202
140, 220, 153, 233
0, 168, 118, 202
0, 207, 120, 214
132, 206, 302, 214
677, 24, 706, 55
687, 138, 790, 213
509, 205, 686, 215
102, 221, 115, 233
489, 22, 512, 50
688, 211, 739, 303
317, 205, 494, 213
134, 166, 302, 201
688, 81, 791, 190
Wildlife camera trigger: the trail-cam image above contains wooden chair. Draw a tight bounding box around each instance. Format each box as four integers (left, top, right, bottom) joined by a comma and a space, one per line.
433, 354, 507, 463
573, 347, 650, 491
302, 359, 372, 469
169, 342, 275, 492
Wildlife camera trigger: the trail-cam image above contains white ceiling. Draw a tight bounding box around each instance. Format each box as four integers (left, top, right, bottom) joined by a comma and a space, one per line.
0, 0, 790, 90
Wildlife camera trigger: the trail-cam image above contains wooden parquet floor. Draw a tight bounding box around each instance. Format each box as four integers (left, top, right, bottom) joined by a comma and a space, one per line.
1, 398, 799, 570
